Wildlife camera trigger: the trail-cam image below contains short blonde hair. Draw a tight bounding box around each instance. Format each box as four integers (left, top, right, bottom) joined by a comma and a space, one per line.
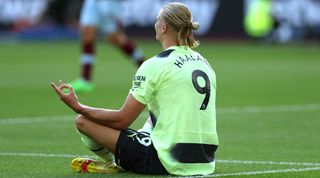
161, 2, 200, 48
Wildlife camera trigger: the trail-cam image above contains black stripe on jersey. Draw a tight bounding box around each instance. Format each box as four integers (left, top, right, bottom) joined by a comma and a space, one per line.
90, 147, 104, 152
171, 143, 218, 163
157, 49, 175, 58
149, 111, 157, 126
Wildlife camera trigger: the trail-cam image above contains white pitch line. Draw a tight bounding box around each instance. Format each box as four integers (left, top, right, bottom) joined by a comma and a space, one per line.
2, 152, 320, 177
1, 103, 320, 125
0, 152, 92, 158
3, 152, 81, 158
0, 115, 74, 125
217, 159, 320, 167
217, 103, 320, 114
208, 167, 320, 177
1, 152, 320, 167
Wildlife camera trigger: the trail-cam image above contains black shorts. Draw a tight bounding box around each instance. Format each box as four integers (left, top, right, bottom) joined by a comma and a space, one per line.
115, 129, 169, 175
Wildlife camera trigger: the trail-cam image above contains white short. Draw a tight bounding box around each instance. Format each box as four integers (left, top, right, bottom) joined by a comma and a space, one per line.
80, 0, 122, 33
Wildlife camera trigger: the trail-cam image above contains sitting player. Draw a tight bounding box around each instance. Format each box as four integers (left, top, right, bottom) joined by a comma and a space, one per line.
52, 2, 219, 175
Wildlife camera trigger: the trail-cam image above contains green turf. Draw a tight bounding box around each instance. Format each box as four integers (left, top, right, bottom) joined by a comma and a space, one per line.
0, 40, 320, 177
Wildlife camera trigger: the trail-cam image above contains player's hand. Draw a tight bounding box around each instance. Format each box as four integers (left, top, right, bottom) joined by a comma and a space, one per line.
51, 80, 81, 113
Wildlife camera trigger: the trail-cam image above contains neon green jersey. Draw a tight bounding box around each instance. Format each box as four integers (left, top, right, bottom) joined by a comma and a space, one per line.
130, 46, 219, 175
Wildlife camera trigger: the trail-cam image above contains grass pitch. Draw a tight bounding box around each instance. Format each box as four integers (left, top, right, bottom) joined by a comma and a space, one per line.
0, 39, 320, 177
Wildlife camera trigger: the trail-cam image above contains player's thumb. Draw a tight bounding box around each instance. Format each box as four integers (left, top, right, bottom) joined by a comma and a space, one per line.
67, 84, 77, 97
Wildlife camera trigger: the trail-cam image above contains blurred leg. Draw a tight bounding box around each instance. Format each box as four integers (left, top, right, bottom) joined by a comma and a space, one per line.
107, 31, 144, 66
80, 25, 96, 81
68, 0, 97, 93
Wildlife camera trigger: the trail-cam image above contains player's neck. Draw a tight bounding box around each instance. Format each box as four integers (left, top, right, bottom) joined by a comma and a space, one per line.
162, 39, 179, 50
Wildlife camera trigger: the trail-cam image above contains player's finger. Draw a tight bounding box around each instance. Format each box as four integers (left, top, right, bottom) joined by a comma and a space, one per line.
56, 80, 69, 91
59, 84, 68, 90
51, 82, 62, 95
59, 80, 63, 87
66, 84, 75, 95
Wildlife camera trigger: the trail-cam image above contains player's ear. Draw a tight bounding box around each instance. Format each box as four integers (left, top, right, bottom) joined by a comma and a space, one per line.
161, 23, 168, 34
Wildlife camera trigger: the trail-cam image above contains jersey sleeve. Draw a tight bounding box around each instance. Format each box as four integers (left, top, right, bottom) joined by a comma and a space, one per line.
129, 59, 159, 105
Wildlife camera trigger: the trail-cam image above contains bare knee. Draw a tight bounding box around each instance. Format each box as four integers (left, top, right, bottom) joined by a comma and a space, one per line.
107, 32, 127, 46
75, 115, 88, 132
81, 26, 96, 43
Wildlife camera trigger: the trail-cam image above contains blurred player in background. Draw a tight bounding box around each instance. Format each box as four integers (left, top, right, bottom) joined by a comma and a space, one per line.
244, 0, 320, 42
52, 2, 218, 175
70, 0, 145, 92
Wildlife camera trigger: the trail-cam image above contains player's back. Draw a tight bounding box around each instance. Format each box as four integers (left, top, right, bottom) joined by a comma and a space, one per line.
148, 46, 219, 175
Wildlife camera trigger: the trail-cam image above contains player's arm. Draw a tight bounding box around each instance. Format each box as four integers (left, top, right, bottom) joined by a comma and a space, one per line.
51, 81, 145, 130
77, 94, 145, 129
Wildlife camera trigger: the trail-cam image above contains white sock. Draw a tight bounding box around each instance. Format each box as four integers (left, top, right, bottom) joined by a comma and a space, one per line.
77, 130, 114, 163
132, 48, 143, 62
138, 117, 153, 133
81, 54, 95, 65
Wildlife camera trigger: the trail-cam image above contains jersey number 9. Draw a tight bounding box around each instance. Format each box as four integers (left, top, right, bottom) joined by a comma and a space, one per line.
192, 70, 211, 110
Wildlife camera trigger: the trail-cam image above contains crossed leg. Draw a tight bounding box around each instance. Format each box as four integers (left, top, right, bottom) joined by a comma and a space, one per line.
75, 114, 121, 154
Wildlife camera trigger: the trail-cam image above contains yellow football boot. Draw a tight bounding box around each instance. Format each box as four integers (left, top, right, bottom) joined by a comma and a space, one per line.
71, 158, 124, 173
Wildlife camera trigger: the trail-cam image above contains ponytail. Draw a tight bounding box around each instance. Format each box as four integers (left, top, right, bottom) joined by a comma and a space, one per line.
162, 2, 200, 48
